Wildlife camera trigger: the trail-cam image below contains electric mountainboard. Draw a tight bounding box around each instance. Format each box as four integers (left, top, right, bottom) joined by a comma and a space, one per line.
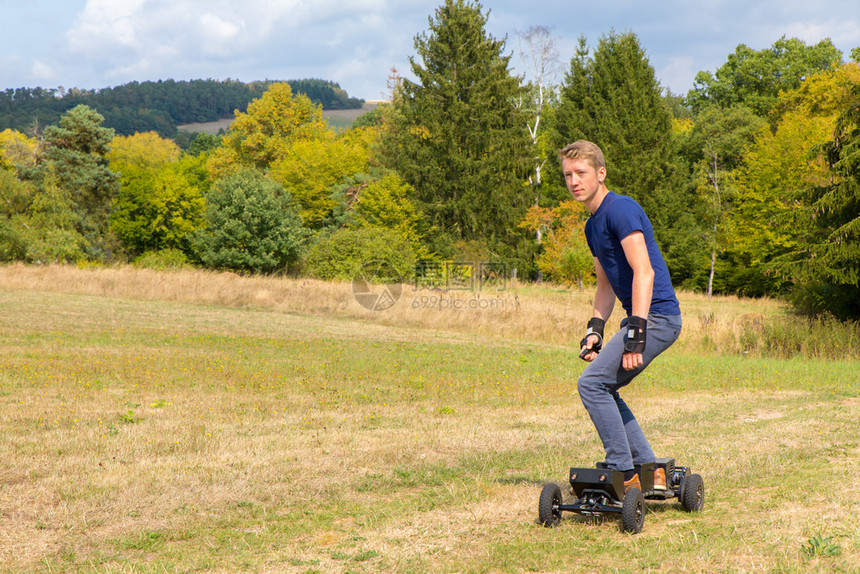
538, 458, 704, 533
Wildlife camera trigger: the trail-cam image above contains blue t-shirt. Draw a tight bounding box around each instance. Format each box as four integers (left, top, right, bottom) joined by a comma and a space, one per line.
584, 192, 680, 316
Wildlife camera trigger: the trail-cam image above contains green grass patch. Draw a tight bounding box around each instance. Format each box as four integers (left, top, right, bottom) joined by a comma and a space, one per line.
1, 282, 858, 573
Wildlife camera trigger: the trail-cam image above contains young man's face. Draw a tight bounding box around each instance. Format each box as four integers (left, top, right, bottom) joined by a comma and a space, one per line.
562, 158, 606, 206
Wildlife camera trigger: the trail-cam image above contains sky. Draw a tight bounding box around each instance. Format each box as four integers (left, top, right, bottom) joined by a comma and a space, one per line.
1, 0, 859, 101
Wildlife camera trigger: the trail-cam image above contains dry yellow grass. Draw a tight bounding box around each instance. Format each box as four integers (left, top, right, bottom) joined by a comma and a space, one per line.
0, 263, 787, 353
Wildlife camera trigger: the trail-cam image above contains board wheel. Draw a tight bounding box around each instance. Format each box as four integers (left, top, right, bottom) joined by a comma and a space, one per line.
538, 482, 562, 527
621, 487, 645, 533
680, 473, 705, 512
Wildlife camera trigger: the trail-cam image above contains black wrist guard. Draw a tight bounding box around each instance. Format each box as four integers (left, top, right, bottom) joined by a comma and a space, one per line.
623, 315, 647, 353
579, 317, 605, 358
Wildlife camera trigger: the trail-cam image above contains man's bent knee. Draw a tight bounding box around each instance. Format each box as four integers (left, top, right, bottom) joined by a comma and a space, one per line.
577, 372, 607, 404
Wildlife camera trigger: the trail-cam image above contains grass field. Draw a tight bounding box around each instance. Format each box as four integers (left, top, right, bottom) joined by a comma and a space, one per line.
1, 265, 858, 573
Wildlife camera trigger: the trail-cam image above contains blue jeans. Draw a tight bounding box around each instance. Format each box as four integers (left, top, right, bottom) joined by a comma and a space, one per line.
577, 314, 682, 471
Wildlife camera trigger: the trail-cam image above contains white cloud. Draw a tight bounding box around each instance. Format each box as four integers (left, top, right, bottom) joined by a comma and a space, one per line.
197, 13, 246, 56
780, 18, 860, 53
199, 13, 244, 41
31, 60, 56, 82
6, 0, 854, 98
657, 57, 696, 95
59, 0, 399, 83
66, 0, 147, 55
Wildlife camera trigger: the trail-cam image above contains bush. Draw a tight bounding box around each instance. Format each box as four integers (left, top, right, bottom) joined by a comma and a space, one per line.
194, 169, 310, 274
111, 163, 206, 257
132, 248, 191, 271
0, 218, 26, 261
737, 312, 860, 360
25, 227, 87, 264
304, 227, 417, 282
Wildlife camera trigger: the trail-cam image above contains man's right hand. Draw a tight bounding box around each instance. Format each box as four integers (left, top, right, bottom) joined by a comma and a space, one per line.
579, 334, 600, 362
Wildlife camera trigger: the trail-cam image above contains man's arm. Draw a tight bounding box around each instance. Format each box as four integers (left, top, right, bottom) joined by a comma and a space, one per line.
620, 231, 654, 370
592, 257, 616, 321
580, 257, 615, 362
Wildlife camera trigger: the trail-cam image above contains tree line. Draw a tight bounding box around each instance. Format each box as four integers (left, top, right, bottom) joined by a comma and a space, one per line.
1, 0, 859, 320
0, 78, 364, 139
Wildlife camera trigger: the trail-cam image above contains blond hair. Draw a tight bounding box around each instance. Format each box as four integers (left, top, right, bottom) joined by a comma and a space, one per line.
559, 140, 606, 171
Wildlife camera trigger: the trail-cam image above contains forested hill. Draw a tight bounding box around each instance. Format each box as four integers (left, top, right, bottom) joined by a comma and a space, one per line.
0, 78, 364, 138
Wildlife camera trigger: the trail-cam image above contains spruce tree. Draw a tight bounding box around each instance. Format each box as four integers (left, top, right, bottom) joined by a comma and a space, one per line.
381, 0, 531, 263
23, 105, 119, 258
555, 32, 676, 229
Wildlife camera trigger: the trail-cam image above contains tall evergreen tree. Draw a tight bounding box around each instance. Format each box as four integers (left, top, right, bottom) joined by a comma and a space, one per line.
24, 105, 119, 257
380, 0, 531, 263
555, 32, 679, 242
